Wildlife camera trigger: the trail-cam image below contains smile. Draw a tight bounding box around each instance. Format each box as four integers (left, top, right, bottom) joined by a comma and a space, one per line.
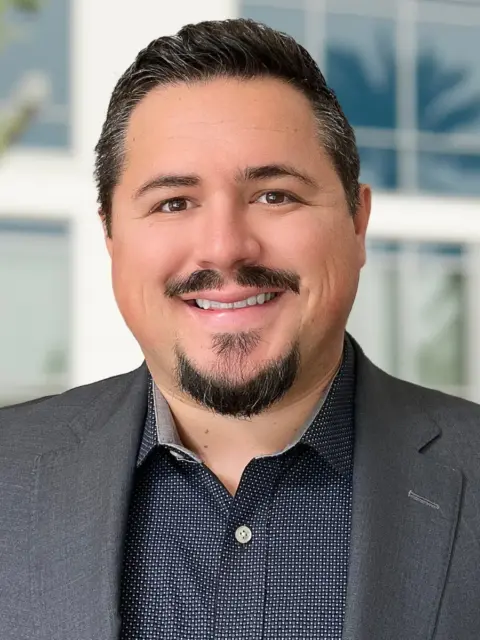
193, 292, 279, 310
181, 291, 284, 330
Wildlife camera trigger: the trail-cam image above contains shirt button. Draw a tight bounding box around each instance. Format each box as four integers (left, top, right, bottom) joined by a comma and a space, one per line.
235, 525, 252, 544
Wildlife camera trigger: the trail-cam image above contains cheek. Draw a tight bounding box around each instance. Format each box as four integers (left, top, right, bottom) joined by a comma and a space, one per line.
280, 216, 348, 278
109, 234, 157, 315
111, 225, 178, 286
109, 226, 190, 329
296, 226, 360, 318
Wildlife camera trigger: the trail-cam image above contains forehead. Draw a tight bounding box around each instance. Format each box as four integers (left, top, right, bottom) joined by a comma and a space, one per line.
122, 77, 326, 175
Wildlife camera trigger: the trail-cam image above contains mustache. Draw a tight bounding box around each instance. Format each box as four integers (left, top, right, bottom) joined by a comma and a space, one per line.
165, 265, 300, 298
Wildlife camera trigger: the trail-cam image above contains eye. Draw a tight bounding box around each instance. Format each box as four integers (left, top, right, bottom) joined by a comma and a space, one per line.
152, 198, 194, 214
255, 191, 298, 205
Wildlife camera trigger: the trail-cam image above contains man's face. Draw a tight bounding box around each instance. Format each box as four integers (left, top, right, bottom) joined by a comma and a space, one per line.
106, 77, 370, 416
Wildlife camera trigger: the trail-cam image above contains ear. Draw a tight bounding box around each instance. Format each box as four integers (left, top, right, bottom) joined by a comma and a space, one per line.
99, 208, 113, 258
353, 184, 372, 268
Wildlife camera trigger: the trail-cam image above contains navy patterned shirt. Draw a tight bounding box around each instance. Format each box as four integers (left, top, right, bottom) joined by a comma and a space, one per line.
119, 337, 356, 639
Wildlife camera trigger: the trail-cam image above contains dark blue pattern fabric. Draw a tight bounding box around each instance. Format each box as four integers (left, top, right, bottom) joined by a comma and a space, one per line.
119, 337, 356, 639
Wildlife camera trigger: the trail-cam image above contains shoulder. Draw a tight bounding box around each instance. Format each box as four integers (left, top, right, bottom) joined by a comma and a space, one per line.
353, 336, 480, 420
372, 363, 480, 433
392, 374, 480, 468
0, 364, 147, 456
353, 339, 480, 471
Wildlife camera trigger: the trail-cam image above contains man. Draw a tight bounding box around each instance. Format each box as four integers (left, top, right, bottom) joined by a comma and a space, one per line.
1, 18, 479, 640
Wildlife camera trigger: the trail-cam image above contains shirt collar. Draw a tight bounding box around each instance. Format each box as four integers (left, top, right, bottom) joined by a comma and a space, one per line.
300, 336, 356, 475
137, 335, 356, 475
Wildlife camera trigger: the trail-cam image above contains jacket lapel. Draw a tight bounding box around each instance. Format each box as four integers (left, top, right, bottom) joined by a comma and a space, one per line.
31, 364, 149, 640
343, 346, 463, 640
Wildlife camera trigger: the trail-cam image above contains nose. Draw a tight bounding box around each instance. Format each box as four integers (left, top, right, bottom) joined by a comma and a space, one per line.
192, 198, 262, 272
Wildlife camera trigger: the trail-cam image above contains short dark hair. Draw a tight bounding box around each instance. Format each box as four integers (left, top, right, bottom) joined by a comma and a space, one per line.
94, 18, 360, 237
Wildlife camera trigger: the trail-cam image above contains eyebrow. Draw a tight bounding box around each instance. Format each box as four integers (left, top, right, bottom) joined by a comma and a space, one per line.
236, 164, 319, 189
132, 163, 318, 200
133, 174, 200, 200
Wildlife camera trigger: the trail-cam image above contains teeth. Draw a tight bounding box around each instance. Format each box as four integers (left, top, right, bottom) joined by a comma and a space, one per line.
195, 292, 277, 310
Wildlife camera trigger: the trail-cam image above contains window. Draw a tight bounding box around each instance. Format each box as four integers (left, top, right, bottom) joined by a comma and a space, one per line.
240, 1, 307, 47
0, 219, 71, 407
239, 0, 480, 195
348, 241, 470, 398
416, 20, 480, 194
0, 0, 71, 148
325, 12, 399, 189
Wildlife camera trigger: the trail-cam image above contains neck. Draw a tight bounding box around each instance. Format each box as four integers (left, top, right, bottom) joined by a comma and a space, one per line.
150, 339, 344, 493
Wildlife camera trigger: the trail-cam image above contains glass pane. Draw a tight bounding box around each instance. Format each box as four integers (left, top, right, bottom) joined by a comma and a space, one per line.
419, 0, 480, 3
408, 243, 468, 392
20, 119, 69, 148
239, 3, 306, 48
0, 0, 70, 149
417, 22, 480, 134
348, 241, 400, 374
0, 219, 71, 407
359, 147, 398, 189
326, 13, 397, 128
418, 152, 480, 196
327, 0, 397, 11
349, 241, 469, 397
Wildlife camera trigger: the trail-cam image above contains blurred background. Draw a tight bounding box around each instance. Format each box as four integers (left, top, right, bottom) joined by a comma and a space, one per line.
0, 0, 479, 406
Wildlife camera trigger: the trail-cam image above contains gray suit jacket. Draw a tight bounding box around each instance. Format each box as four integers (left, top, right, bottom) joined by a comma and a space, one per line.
1, 340, 479, 640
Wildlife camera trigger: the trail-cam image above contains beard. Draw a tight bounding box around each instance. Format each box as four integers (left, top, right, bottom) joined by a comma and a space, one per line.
173, 330, 301, 418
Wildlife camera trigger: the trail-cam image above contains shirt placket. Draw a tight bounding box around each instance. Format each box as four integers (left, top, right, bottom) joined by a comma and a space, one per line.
212, 457, 285, 640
